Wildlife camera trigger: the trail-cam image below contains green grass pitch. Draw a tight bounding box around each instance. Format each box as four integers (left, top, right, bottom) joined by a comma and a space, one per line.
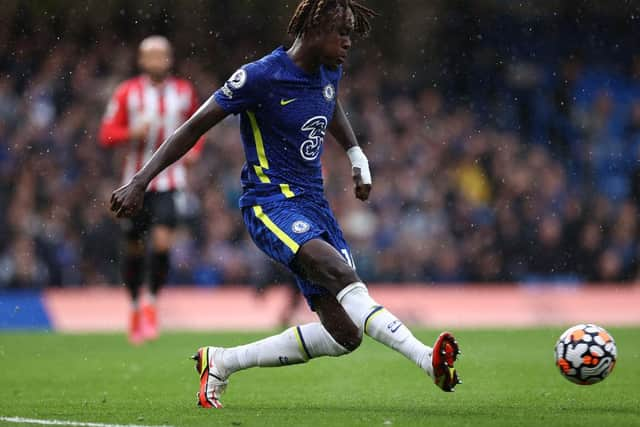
1, 328, 639, 427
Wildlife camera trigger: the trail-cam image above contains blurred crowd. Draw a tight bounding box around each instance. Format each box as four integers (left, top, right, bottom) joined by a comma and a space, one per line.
2, 1, 640, 288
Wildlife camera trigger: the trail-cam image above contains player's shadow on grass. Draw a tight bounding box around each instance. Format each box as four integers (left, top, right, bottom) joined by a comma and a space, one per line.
231, 403, 640, 417
227, 405, 465, 416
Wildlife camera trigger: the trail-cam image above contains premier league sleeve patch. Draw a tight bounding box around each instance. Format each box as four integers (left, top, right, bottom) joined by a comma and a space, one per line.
220, 69, 247, 99
228, 69, 247, 89
213, 63, 264, 114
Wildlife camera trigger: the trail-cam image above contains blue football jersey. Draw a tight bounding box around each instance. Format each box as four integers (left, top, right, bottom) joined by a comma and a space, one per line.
213, 47, 341, 208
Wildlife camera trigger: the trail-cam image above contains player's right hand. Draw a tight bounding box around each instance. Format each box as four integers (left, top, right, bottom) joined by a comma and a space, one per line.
110, 179, 146, 218
352, 167, 372, 201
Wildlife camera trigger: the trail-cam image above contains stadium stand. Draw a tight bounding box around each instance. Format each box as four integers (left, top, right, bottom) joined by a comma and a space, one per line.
1, 1, 640, 289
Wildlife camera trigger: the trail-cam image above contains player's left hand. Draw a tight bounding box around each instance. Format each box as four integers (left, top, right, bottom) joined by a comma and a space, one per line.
110, 179, 146, 218
352, 167, 372, 201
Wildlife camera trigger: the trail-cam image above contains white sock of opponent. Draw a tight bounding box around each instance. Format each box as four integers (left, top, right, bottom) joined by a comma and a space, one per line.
337, 282, 432, 373
219, 322, 348, 377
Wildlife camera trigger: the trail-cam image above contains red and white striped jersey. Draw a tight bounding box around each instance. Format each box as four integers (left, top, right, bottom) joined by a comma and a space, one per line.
99, 75, 204, 192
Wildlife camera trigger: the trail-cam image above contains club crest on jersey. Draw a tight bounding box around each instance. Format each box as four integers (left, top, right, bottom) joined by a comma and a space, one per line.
323, 83, 335, 101
292, 220, 310, 234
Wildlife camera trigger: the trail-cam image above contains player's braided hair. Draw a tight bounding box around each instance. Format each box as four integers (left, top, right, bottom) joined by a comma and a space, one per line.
287, 0, 377, 37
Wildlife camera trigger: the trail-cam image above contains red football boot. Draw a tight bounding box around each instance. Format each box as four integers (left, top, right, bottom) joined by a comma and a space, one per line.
431, 331, 461, 392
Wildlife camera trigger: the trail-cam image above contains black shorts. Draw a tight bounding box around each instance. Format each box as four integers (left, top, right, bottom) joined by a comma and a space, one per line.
121, 191, 178, 240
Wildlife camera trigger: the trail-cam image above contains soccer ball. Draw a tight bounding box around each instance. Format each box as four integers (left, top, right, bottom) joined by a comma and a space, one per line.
555, 323, 617, 385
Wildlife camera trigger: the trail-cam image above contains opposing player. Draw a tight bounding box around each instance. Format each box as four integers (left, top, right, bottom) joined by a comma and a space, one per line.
110, 0, 461, 406
100, 35, 204, 344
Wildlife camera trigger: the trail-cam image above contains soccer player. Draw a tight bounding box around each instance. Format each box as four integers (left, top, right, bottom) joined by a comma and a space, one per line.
110, 0, 461, 406
100, 35, 203, 344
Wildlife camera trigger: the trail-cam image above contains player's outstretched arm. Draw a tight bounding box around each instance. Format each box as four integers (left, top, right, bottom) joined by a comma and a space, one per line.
110, 96, 229, 218
328, 99, 372, 201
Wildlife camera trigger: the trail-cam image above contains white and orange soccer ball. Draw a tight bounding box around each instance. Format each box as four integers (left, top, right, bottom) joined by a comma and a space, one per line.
555, 324, 617, 385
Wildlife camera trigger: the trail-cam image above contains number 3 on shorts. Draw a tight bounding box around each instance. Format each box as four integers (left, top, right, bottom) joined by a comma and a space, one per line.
340, 248, 356, 270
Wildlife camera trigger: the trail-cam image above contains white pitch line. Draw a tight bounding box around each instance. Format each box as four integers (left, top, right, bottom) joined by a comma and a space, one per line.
0, 416, 175, 427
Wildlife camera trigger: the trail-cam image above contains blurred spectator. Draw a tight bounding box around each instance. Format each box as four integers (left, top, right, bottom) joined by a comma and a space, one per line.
0, 233, 50, 289
98, 34, 205, 344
